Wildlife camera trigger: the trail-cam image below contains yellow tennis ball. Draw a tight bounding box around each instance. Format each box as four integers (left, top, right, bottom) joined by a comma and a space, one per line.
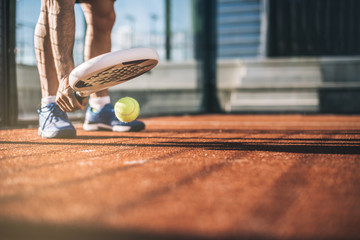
114, 97, 140, 122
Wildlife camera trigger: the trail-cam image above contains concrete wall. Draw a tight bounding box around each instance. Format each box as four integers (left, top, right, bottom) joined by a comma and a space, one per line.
217, 57, 360, 113
16, 57, 360, 120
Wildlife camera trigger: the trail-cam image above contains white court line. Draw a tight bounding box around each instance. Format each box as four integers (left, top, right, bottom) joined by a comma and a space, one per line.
80, 150, 96, 153
145, 121, 360, 127
124, 160, 148, 165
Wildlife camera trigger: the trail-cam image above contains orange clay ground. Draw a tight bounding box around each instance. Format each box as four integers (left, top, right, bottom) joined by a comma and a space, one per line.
0, 114, 360, 240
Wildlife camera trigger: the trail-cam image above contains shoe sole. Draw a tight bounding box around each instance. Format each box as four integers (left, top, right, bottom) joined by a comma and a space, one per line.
38, 128, 76, 139
83, 123, 144, 132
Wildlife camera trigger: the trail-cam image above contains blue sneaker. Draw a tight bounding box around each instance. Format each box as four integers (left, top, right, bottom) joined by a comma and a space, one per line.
83, 103, 145, 132
38, 103, 76, 138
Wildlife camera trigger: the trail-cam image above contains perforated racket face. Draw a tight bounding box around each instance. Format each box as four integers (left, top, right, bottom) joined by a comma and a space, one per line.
73, 59, 157, 92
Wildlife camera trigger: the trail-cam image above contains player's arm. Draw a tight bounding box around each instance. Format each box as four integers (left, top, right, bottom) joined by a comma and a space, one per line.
47, 0, 87, 112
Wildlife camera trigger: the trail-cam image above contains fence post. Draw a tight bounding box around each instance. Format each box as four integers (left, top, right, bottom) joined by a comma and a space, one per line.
194, 0, 221, 113
0, 0, 18, 126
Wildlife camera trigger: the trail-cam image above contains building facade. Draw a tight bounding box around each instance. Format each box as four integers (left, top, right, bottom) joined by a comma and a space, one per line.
217, 0, 264, 58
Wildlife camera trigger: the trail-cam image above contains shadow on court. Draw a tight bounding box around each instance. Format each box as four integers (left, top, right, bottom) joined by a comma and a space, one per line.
0, 115, 359, 240
0, 218, 308, 240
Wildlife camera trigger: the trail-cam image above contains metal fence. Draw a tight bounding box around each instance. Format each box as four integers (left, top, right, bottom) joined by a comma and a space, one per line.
267, 0, 360, 56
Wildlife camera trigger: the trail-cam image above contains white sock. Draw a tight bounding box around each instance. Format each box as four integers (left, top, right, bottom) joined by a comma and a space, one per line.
41, 96, 56, 108
89, 96, 111, 111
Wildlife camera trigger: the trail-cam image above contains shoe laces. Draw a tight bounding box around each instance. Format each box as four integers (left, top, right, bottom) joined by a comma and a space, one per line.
40, 103, 68, 129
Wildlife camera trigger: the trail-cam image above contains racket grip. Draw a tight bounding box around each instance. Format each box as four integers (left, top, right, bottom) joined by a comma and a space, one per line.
75, 92, 84, 104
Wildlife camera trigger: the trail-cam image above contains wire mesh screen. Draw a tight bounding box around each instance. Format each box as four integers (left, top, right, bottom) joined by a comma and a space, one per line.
267, 0, 360, 56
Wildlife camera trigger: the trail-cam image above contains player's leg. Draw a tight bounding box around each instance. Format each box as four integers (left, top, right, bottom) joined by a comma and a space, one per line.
46, 0, 87, 112
80, 0, 145, 132
35, 0, 77, 138
80, 0, 115, 99
34, 0, 59, 103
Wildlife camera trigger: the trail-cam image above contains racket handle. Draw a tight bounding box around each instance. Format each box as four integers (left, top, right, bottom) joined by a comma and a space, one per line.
75, 91, 84, 104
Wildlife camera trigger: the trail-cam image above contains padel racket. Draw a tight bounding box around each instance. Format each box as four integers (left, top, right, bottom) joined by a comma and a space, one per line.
69, 48, 158, 102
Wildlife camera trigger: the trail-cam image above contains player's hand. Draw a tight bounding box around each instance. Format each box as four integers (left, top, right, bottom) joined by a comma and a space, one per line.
56, 79, 88, 112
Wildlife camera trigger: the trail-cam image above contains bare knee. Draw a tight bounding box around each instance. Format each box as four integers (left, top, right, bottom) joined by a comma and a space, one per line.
90, 8, 116, 35
35, 6, 49, 41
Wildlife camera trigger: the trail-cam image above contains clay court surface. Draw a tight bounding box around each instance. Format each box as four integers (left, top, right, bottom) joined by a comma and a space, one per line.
0, 114, 359, 240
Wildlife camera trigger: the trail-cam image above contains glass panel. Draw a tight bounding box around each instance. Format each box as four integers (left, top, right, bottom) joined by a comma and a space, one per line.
216, 0, 263, 113
16, 0, 40, 121
108, 0, 201, 115
170, 0, 194, 61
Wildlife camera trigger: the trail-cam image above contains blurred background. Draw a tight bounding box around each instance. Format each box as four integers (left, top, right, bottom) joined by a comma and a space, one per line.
1, 0, 360, 125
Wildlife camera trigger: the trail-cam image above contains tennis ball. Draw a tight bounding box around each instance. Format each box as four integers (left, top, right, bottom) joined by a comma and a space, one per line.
114, 97, 140, 122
